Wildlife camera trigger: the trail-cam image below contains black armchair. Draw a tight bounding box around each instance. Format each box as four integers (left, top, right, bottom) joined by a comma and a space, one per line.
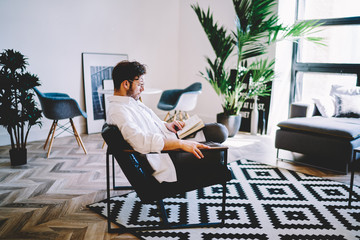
33, 87, 87, 158
101, 123, 232, 232
157, 82, 202, 121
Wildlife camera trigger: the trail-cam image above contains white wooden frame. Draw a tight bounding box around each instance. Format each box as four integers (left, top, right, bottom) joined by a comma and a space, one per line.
82, 52, 128, 134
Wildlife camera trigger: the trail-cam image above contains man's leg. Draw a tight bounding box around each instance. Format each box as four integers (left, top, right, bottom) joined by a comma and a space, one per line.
169, 151, 227, 184
170, 123, 229, 184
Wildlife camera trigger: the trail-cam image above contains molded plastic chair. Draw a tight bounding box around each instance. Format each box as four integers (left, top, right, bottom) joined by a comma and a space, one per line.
157, 82, 202, 121
33, 87, 87, 158
101, 123, 232, 233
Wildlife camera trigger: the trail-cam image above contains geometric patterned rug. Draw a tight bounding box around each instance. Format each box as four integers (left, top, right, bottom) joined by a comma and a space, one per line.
88, 159, 360, 240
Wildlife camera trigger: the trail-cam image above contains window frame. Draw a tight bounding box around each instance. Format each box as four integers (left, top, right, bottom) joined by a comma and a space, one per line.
289, 1, 360, 104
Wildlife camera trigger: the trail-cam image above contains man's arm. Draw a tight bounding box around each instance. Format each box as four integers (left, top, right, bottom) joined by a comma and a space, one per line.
164, 120, 185, 133
163, 138, 210, 159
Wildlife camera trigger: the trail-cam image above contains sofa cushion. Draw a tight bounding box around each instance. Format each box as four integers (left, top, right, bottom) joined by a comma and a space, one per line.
334, 94, 360, 118
312, 96, 335, 117
277, 116, 360, 140
330, 84, 360, 96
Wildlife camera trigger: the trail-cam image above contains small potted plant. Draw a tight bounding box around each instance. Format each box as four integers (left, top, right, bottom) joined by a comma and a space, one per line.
192, 0, 322, 136
0, 49, 42, 166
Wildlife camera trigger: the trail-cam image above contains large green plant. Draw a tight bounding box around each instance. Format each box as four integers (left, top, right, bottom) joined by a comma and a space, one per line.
192, 0, 322, 115
0, 49, 42, 150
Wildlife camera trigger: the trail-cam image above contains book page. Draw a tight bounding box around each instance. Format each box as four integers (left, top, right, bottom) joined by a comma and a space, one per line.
176, 115, 204, 139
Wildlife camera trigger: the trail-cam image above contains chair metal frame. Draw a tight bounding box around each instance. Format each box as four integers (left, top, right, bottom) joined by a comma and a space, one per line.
349, 147, 360, 207
105, 146, 228, 233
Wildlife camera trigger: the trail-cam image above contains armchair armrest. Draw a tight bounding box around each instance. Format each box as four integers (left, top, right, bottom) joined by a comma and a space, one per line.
289, 102, 310, 118
123, 142, 228, 165
123, 142, 228, 153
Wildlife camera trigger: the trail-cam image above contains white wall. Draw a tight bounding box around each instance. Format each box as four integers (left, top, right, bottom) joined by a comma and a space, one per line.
0, 0, 280, 146
178, 0, 237, 123
267, 0, 296, 135
0, 0, 180, 145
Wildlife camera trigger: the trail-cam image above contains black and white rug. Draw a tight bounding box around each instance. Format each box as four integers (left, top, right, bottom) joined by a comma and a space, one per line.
88, 159, 360, 240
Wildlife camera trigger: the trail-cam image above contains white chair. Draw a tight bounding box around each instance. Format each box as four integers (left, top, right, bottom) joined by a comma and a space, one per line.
157, 82, 202, 121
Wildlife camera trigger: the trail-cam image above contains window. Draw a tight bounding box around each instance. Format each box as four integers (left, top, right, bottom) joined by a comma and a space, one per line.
290, 0, 360, 103
298, 0, 360, 20
294, 72, 357, 102
298, 25, 360, 64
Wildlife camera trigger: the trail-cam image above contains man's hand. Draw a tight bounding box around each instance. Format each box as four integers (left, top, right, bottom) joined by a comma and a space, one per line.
163, 138, 211, 159
165, 120, 185, 133
179, 140, 211, 159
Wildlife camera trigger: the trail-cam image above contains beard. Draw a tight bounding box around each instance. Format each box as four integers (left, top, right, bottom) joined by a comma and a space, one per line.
126, 88, 140, 100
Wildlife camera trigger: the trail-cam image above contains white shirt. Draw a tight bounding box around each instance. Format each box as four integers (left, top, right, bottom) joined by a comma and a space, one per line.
106, 95, 177, 183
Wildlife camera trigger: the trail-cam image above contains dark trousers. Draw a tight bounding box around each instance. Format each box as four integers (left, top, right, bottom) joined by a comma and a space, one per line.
170, 122, 229, 184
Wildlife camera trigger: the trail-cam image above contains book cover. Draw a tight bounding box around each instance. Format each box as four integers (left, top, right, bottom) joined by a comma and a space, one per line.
176, 115, 205, 139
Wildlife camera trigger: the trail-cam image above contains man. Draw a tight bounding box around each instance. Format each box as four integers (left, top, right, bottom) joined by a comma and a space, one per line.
107, 60, 228, 183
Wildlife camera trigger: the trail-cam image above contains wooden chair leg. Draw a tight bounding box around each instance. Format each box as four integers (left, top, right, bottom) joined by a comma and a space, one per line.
44, 121, 56, 150
173, 110, 177, 121
102, 141, 106, 149
70, 119, 81, 147
70, 118, 87, 154
164, 112, 170, 122
179, 111, 183, 121
71, 122, 81, 147
47, 120, 58, 158
185, 112, 190, 120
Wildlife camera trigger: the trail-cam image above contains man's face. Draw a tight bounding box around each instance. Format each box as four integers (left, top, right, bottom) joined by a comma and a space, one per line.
127, 75, 145, 100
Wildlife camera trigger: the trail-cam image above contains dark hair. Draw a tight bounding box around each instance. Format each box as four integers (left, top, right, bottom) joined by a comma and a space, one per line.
112, 60, 146, 89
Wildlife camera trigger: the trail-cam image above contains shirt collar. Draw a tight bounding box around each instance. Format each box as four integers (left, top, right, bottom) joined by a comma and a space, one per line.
108, 95, 139, 104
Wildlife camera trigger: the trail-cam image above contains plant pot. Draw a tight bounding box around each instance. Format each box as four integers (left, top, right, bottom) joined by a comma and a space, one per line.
216, 113, 241, 138
9, 148, 27, 166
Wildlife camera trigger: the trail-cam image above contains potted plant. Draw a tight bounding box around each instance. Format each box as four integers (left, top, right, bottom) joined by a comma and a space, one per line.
0, 49, 42, 166
192, 0, 322, 137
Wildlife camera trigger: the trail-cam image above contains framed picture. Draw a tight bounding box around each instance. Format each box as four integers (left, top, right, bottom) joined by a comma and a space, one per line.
82, 52, 128, 134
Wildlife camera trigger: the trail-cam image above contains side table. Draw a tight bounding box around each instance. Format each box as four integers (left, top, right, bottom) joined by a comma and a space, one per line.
349, 147, 360, 206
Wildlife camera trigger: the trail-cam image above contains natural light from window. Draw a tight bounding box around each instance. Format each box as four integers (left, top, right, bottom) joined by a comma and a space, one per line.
297, 73, 357, 102
298, 25, 360, 64
298, 0, 360, 19
294, 0, 360, 102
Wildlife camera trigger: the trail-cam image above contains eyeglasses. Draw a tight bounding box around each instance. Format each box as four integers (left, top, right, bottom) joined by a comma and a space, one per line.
128, 76, 145, 88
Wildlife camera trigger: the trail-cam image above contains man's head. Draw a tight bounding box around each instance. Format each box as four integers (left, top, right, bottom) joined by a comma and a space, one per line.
112, 60, 146, 100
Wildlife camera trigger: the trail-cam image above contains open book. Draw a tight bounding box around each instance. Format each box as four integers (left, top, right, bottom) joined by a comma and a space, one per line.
176, 114, 205, 139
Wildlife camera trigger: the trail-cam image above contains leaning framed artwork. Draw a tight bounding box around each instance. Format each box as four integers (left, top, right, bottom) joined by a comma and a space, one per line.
82, 52, 128, 134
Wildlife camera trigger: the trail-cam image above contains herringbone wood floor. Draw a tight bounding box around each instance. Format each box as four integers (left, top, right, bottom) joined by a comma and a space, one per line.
0, 132, 359, 240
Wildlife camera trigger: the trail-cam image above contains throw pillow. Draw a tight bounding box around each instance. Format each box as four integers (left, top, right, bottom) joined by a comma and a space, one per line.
330, 84, 360, 96
334, 94, 360, 118
312, 96, 335, 117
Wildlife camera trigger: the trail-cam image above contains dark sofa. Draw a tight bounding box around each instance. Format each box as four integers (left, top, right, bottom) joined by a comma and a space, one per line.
275, 103, 360, 174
